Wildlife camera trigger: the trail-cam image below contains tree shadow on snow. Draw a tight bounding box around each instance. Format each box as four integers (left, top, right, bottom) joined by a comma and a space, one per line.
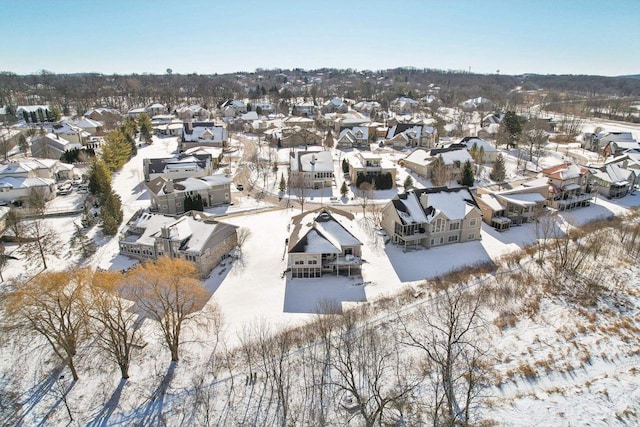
283, 276, 367, 314
384, 239, 493, 283
86, 378, 127, 427
131, 362, 176, 426
9, 366, 64, 426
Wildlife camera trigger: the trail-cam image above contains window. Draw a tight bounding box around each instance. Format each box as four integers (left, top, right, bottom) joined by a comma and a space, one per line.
432, 218, 445, 233
308, 259, 317, 265
448, 235, 459, 243
449, 221, 460, 231
470, 218, 477, 226
294, 260, 304, 265
468, 233, 475, 240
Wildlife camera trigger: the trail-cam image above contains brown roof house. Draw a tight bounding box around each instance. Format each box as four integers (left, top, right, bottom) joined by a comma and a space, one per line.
287, 207, 363, 279
119, 210, 238, 278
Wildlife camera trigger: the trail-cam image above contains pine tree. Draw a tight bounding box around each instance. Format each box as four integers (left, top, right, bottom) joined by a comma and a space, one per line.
460, 160, 475, 186
22, 111, 29, 123
340, 181, 348, 197
499, 111, 524, 148
137, 112, 153, 143
279, 174, 286, 192
81, 204, 95, 228
101, 190, 123, 236
102, 129, 131, 171
184, 195, 192, 212
490, 153, 506, 182
403, 175, 414, 191
69, 223, 96, 258
18, 134, 28, 154
88, 160, 112, 198
342, 158, 349, 173
30, 111, 37, 123
194, 194, 204, 211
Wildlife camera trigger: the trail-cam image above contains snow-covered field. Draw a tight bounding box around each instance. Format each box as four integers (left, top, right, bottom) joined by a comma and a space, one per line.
3, 118, 640, 425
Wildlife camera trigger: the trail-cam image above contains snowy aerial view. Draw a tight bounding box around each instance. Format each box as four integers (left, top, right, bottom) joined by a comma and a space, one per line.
1, 1, 640, 426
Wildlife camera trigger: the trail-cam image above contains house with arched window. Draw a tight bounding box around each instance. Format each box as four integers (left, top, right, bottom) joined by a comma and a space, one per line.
381, 187, 482, 251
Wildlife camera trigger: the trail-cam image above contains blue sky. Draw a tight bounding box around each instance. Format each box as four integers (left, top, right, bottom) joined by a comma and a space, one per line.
1, 0, 638, 76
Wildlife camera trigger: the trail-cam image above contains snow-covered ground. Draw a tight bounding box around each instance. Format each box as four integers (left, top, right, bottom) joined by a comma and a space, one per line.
3, 118, 640, 425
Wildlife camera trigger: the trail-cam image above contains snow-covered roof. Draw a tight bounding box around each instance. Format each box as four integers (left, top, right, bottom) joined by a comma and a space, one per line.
183, 122, 227, 143
72, 117, 103, 129
125, 212, 237, 254
289, 208, 362, 254
497, 192, 546, 206
392, 188, 479, 225
404, 147, 473, 166
0, 176, 55, 190
479, 193, 505, 211
291, 150, 333, 173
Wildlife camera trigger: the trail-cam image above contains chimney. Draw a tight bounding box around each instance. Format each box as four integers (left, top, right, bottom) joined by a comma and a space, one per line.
165, 179, 174, 193
419, 192, 428, 209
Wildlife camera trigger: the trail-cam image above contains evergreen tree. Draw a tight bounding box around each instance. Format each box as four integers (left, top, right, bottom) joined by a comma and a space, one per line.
88, 160, 112, 198
403, 175, 414, 191
490, 153, 506, 182
460, 160, 475, 186
356, 172, 367, 188
184, 195, 193, 212
49, 105, 61, 121
22, 111, 29, 123
37, 109, 45, 123
279, 174, 286, 192
101, 190, 123, 236
194, 194, 204, 211
18, 134, 28, 154
499, 111, 524, 148
342, 158, 349, 173
81, 204, 95, 228
137, 112, 153, 143
69, 223, 96, 258
30, 111, 37, 123
340, 181, 348, 197
102, 129, 131, 171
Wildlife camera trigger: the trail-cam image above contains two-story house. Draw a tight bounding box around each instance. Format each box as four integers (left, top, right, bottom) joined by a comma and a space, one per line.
143, 153, 214, 182
119, 210, 238, 278
287, 208, 363, 278
336, 127, 369, 148
381, 187, 482, 251
386, 123, 438, 149
181, 121, 228, 151
402, 146, 474, 183
289, 150, 334, 189
348, 152, 396, 186
540, 163, 595, 211
146, 175, 231, 216
475, 179, 548, 231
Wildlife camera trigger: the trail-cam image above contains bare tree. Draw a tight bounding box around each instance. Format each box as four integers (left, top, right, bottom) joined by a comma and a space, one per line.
125, 257, 210, 362
6, 268, 91, 381
85, 270, 145, 379
331, 311, 421, 426
400, 286, 487, 426
236, 227, 252, 253
290, 174, 308, 212
357, 181, 375, 216
18, 216, 60, 270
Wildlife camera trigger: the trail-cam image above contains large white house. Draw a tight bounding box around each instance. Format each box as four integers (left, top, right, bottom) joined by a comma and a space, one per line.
289, 150, 334, 189
181, 122, 228, 151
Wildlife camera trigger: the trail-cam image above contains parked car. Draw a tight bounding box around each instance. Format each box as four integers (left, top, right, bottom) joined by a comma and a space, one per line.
236, 183, 244, 191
